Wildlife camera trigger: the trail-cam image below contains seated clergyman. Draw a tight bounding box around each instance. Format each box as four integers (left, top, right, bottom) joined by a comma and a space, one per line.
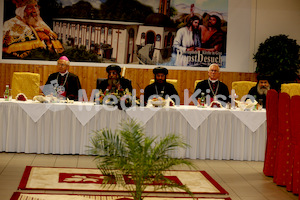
44, 56, 81, 100
3, 0, 63, 58
144, 67, 179, 105
248, 75, 271, 108
97, 65, 132, 94
194, 63, 229, 106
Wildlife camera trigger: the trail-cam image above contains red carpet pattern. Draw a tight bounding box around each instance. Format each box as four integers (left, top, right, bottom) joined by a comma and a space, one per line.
11, 192, 232, 200
18, 166, 228, 195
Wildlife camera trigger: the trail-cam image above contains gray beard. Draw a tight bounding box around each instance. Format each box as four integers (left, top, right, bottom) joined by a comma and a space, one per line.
24, 15, 40, 26
257, 85, 270, 95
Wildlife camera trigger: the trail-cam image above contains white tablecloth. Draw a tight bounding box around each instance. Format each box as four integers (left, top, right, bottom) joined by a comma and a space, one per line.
0, 100, 267, 161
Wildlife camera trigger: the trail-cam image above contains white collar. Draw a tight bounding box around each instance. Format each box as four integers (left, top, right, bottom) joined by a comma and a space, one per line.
209, 78, 218, 83
59, 70, 69, 76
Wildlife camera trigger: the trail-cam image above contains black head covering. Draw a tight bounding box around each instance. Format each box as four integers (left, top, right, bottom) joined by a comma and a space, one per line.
153, 67, 168, 75
106, 65, 121, 73
257, 74, 271, 82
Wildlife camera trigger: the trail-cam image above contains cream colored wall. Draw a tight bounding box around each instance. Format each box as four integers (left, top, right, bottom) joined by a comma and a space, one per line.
254, 0, 300, 47
226, 0, 300, 73
251, 0, 300, 73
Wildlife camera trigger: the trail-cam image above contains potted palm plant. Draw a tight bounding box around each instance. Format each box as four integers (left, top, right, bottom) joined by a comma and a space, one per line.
89, 119, 195, 200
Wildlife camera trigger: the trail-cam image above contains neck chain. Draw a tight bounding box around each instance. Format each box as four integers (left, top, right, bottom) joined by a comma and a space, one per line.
56, 72, 69, 87
208, 80, 219, 98
155, 84, 165, 97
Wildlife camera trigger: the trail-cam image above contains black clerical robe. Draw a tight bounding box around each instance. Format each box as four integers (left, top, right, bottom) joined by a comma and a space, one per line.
144, 82, 179, 105
194, 79, 230, 103
97, 78, 132, 93
45, 72, 81, 100
248, 85, 267, 108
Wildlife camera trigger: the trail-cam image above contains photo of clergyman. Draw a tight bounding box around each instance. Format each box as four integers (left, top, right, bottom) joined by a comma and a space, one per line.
2, 0, 228, 68
2, 0, 64, 59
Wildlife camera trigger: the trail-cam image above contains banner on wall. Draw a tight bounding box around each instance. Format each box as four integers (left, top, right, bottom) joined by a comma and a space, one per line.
1, 0, 228, 68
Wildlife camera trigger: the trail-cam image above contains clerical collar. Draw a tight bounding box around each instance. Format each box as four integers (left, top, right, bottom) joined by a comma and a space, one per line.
59, 70, 69, 76
209, 78, 218, 83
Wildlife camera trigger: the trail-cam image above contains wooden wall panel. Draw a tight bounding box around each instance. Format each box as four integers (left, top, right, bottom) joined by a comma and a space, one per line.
0, 63, 257, 103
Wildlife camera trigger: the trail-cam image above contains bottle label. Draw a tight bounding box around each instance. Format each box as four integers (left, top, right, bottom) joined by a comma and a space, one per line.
4, 88, 9, 101
200, 101, 205, 107
4, 94, 9, 101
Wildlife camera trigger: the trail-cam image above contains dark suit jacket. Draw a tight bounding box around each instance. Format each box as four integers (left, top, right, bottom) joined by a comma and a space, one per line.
144, 82, 179, 104
248, 85, 267, 108
194, 79, 230, 103
45, 72, 81, 100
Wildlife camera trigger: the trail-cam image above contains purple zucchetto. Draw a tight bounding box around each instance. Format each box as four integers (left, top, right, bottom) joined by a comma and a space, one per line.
58, 56, 69, 61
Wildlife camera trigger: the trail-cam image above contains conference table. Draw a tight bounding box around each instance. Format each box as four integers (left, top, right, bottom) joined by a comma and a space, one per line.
0, 99, 267, 161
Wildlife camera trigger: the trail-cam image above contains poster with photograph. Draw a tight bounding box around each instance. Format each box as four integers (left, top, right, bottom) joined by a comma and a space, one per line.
2, 0, 228, 68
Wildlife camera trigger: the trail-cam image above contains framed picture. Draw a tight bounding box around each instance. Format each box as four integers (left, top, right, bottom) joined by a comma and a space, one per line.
1, 0, 228, 68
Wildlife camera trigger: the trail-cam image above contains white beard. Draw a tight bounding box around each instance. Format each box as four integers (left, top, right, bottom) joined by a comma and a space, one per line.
25, 14, 42, 26
23, 8, 43, 27
257, 85, 270, 95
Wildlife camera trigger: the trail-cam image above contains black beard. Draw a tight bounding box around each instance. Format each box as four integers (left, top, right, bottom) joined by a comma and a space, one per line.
108, 79, 119, 86
155, 79, 166, 85
192, 25, 198, 32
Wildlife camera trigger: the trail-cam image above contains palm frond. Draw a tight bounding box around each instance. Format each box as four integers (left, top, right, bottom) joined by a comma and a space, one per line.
88, 119, 196, 200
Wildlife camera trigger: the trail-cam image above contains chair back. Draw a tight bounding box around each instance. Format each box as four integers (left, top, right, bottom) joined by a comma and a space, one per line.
290, 95, 300, 142
290, 95, 300, 194
194, 80, 203, 89
263, 89, 279, 177
232, 81, 257, 100
273, 92, 292, 185
149, 79, 178, 91
281, 83, 300, 97
11, 72, 40, 99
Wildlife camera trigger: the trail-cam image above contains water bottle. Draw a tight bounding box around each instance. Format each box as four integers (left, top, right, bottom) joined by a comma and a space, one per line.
200, 92, 206, 107
4, 85, 10, 101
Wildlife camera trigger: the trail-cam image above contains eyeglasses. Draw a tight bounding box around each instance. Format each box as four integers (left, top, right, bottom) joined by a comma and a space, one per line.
57, 63, 67, 67
109, 71, 117, 75
209, 70, 219, 73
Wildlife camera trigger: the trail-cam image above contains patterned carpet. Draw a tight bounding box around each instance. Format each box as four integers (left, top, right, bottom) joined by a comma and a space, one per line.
18, 166, 228, 195
11, 192, 232, 200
